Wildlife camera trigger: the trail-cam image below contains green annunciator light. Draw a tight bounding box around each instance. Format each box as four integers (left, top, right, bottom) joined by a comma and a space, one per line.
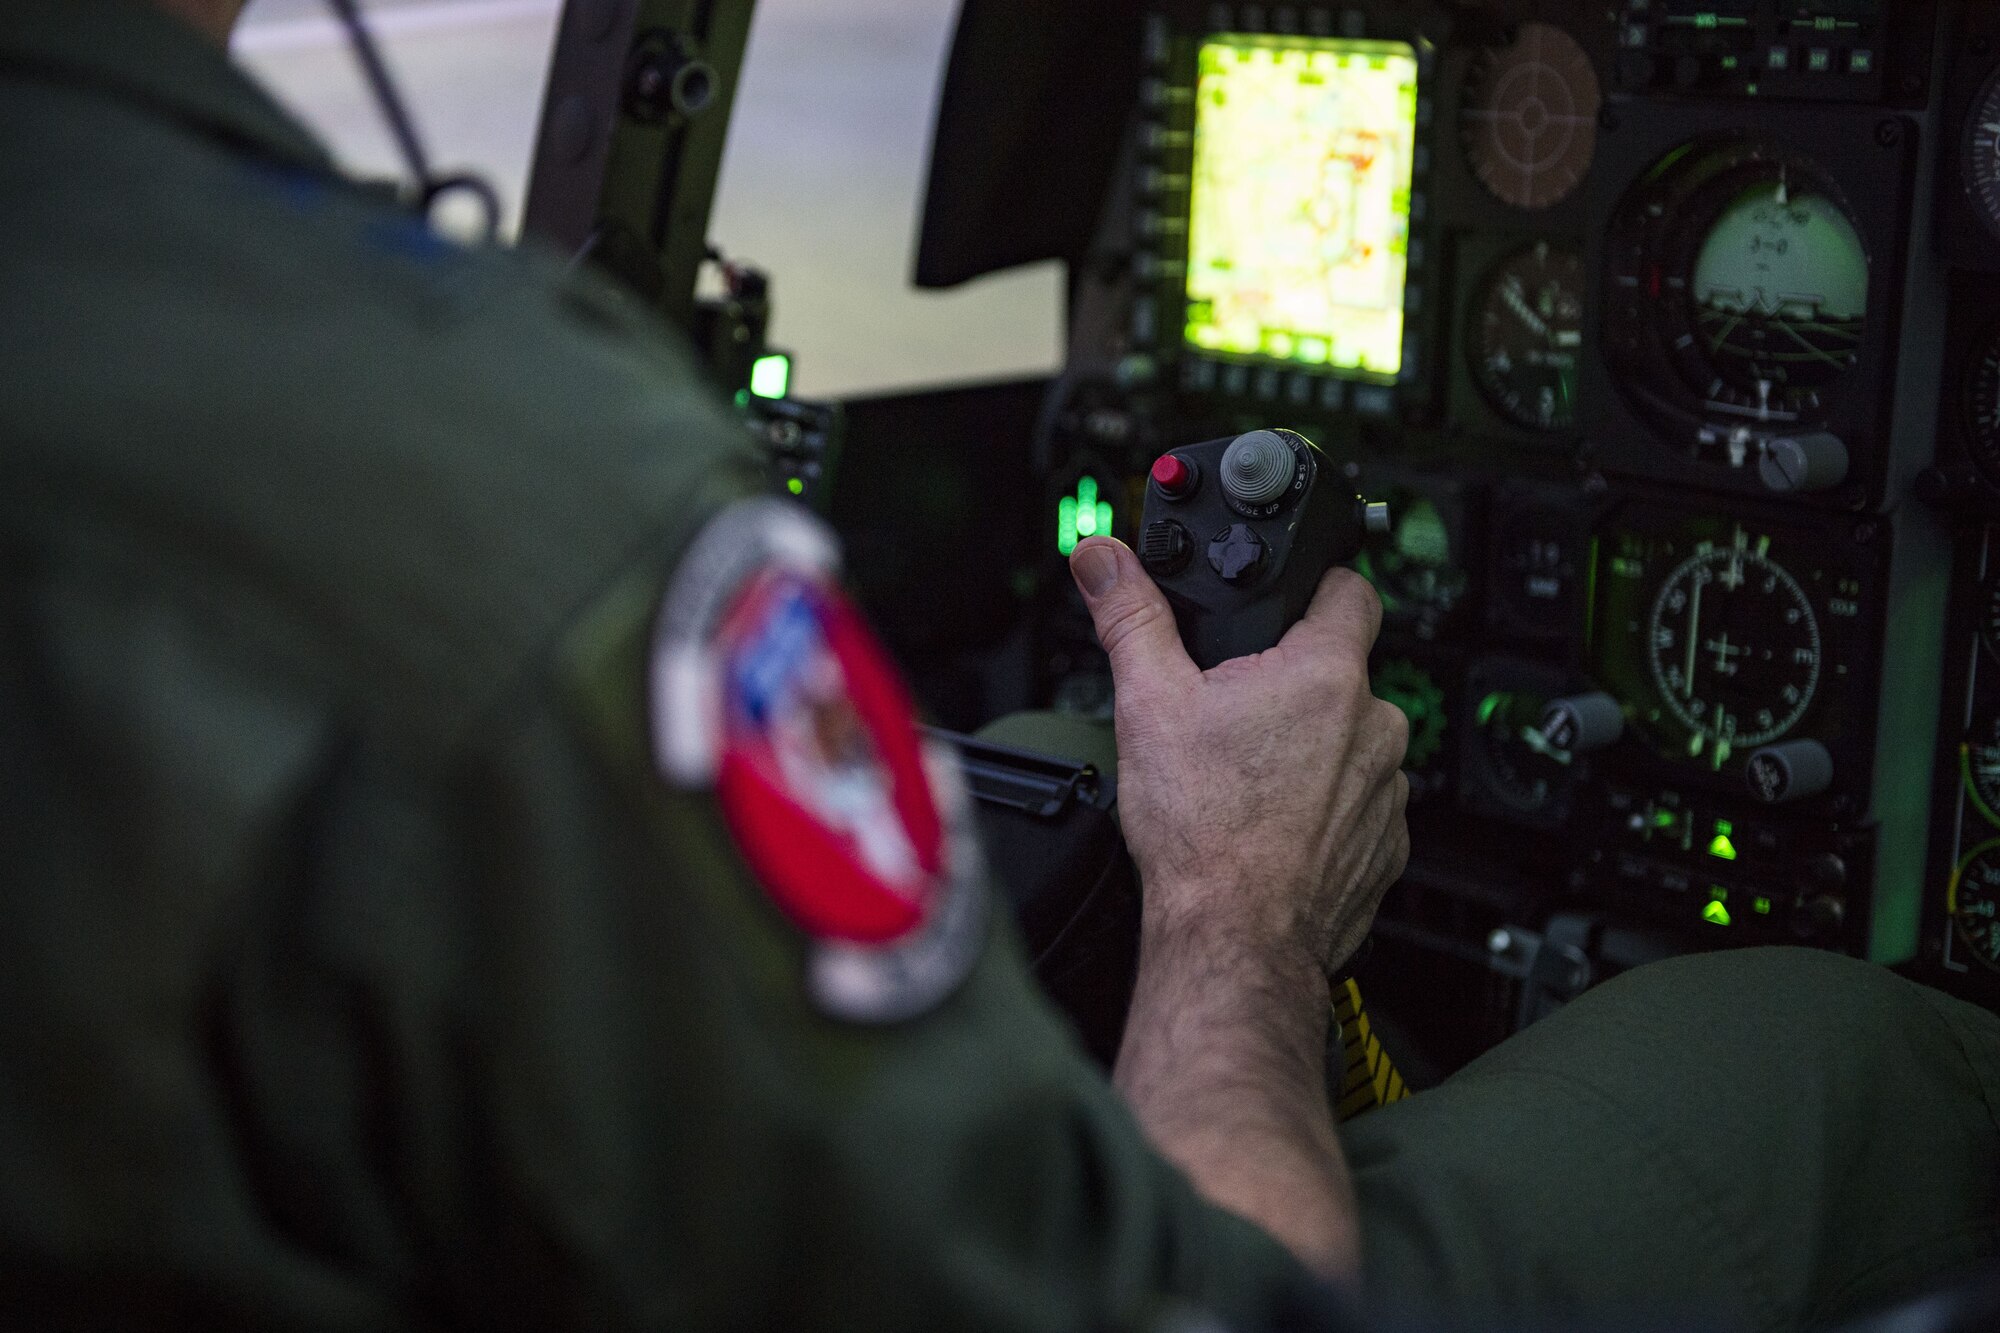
1058, 477, 1114, 556
785, 477, 805, 496
750, 353, 792, 400
1703, 900, 1733, 927
1708, 820, 1739, 861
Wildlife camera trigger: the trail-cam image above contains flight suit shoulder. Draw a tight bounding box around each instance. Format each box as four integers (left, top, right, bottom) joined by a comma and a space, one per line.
1, 72, 761, 758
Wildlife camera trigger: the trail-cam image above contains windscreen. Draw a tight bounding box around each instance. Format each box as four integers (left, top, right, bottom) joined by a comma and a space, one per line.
1183, 35, 1421, 382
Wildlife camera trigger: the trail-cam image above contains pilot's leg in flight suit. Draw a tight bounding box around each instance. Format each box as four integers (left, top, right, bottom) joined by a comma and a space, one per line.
979, 712, 2000, 1328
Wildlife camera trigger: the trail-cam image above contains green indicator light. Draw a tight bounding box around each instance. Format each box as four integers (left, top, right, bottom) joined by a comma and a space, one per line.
1708, 886, 1728, 902
1715, 820, 1733, 836
1753, 896, 1774, 916
786, 477, 805, 496
1477, 693, 1503, 728
1651, 809, 1678, 830
1059, 478, 1112, 554
1709, 834, 1738, 861
1703, 900, 1733, 927
750, 353, 792, 400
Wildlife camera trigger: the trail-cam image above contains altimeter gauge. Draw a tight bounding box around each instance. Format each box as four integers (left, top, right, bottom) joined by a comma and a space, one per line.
1469, 241, 1585, 432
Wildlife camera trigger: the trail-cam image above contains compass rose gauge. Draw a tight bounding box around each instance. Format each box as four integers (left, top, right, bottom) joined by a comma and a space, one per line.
1604, 142, 1870, 454
1962, 67, 2000, 242
1469, 241, 1586, 432
1460, 23, 1601, 210
1643, 533, 1822, 770
1950, 840, 2000, 972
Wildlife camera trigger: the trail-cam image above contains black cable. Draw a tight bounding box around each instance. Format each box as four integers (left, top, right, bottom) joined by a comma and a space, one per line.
322, 0, 501, 244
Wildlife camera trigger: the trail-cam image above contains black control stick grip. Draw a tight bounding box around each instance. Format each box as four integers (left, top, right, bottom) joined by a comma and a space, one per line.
1138, 428, 1388, 670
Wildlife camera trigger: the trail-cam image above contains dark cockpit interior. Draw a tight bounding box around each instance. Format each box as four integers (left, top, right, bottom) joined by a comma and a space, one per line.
522, 0, 2000, 1080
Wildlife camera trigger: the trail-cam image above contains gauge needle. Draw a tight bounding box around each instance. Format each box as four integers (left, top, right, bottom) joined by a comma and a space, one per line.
1684, 571, 1703, 699
1503, 279, 1550, 340
1518, 726, 1574, 766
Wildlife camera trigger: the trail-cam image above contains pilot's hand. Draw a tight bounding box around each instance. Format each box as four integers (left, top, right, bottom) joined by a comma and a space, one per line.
1068, 537, 1410, 980
1069, 535, 1404, 1277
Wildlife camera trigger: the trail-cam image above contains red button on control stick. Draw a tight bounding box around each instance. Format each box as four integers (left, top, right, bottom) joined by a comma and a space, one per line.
1151, 453, 1194, 497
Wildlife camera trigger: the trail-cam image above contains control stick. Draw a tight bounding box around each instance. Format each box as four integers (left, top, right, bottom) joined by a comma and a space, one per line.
1138, 429, 1388, 669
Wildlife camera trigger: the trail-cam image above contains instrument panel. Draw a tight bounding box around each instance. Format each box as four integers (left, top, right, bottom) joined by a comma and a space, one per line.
1025, 0, 2000, 998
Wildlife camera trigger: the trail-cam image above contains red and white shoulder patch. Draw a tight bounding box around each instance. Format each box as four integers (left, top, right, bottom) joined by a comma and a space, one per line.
650, 500, 984, 1022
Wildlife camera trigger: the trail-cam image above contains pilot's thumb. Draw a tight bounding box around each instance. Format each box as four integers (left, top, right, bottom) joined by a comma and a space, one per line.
1070, 537, 1195, 691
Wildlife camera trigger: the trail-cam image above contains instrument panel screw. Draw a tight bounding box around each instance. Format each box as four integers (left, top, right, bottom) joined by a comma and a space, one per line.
1874, 119, 1901, 147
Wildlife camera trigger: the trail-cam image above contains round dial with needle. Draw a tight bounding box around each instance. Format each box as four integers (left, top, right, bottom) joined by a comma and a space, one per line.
1950, 841, 2000, 971
1644, 531, 1822, 768
1470, 241, 1585, 432
1965, 740, 2000, 828
1963, 68, 2000, 242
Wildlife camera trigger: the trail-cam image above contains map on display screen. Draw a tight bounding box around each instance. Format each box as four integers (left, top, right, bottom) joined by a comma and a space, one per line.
1183, 36, 1420, 382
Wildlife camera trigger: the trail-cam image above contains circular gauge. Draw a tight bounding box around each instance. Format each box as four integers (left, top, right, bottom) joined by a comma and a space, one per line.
1963, 68, 2000, 241
1604, 142, 1871, 449
1460, 23, 1601, 210
1644, 542, 1822, 765
1356, 494, 1466, 634
1961, 325, 2000, 489
1472, 685, 1574, 817
1949, 840, 2000, 971
1965, 741, 2000, 828
1373, 659, 1449, 772
1469, 241, 1585, 431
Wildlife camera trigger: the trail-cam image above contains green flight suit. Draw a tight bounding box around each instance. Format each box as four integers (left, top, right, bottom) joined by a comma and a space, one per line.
982, 722, 2000, 1330
0, 3, 1302, 1327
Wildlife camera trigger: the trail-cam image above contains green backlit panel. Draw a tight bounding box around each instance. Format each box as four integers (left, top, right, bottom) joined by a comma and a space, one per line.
1184, 36, 1420, 382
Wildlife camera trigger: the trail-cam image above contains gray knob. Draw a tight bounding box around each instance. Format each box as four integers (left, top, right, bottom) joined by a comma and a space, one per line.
1745, 739, 1834, 804
1759, 433, 1849, 495
1364, 501, 1393, 536
1539, 692, 1624, 754
1220, 430, 1296, 507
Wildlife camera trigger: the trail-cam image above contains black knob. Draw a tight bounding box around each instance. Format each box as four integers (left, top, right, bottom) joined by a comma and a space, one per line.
1208, 524, 1267, 584
1745, 740, 1834, 805
1759, 434, 1850, 495
1539, 692, 1624, 754
1801, 894, 1846, 940
1141, 520, 1193, 575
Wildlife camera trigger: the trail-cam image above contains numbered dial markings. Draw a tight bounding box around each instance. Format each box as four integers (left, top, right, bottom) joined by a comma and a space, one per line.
1963, 69, 2000, 242
1966, 742, 2000, 828
1470, 242, 1585, 432
1645, 541, 1821, 763
1950, 841, 2000, 972
1963, 328, 2000, 491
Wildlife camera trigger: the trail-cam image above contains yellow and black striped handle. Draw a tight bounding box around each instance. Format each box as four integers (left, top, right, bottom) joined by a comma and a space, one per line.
1333, 977, 1410, 1122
